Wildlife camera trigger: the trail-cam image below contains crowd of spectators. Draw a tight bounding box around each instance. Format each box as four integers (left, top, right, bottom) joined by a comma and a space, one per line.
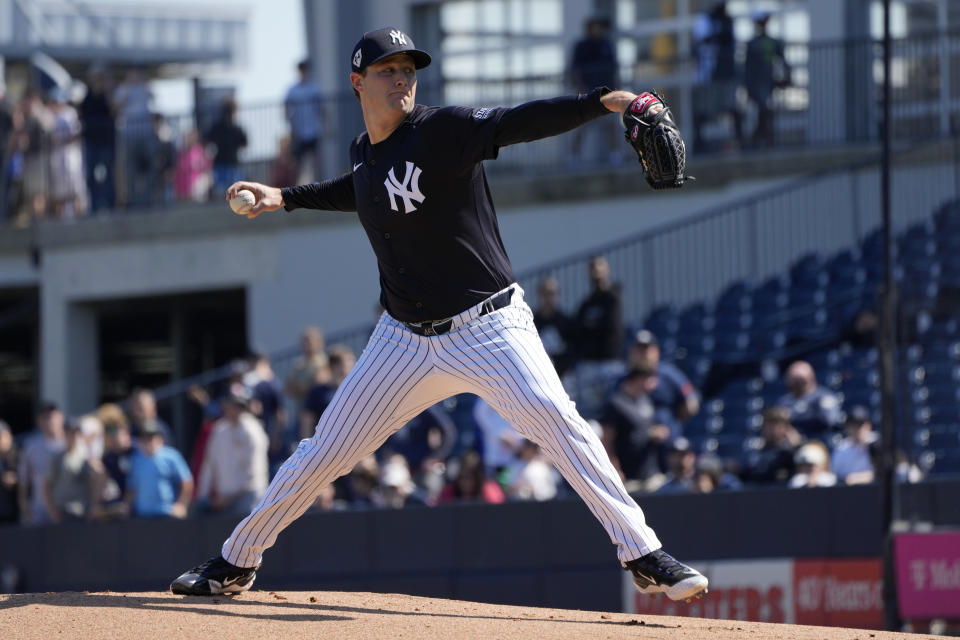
0, 59, 328, 226
0, 256, 923, 528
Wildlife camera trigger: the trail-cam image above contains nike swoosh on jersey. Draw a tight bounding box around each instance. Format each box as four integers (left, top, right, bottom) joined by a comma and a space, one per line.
353, 162, 363, 171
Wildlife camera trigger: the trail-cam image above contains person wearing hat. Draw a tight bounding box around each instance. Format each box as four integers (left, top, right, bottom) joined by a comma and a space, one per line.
124, 419, 192, 519
176, 26, 708, 603
788, 441, 837, 489
831, 406, 878, 485
628, 329, 700, 434
196, 392, 269, 515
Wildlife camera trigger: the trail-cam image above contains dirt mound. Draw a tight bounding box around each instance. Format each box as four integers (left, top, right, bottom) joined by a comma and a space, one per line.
0, 590, 928, 640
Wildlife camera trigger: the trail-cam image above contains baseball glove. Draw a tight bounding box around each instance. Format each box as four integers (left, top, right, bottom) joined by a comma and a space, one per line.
622, 91, 693, 190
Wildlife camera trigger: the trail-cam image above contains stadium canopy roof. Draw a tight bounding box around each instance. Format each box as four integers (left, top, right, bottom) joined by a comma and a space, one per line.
0, 0, 248, 69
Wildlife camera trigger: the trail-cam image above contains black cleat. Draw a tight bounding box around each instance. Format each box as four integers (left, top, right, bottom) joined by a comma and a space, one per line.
170, 555, 258, 596
624, 549, 708, 602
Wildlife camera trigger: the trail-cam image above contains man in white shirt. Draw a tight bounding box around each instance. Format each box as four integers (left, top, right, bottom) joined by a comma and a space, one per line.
197, 394, 270, 515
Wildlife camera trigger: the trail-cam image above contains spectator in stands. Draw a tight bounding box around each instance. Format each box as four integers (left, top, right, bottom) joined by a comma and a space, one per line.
299, 342, 352, 441
576, 255, 623, 362
48, 87, 87, 220
788, 441, 837, 488
692, 2, 742, 151
20, 89, 53, 220
375, 454, 426, 509
79, 67, 116, 213
691, 454, 727, 494
741, 406, 802, 485
379, 404, 456, 473
43, 419, 102, 523
437, 450, 506, 505
244, 352, 286, 470
125, 420, 192, 519
206, 98, 248, 196
776, 361, 842, 437
174, 128, 212, 202
3, 99, 26, 225
831, 405, 877, 485
0, 420, 19, 523
285, 60, 324, 184
17, 402, 65, 525
270, 135, 297, 188
506, 440, 561, 501
127, 388, 173, 444
744, 11, 789, 147
533, 276, 576, 376
98, 403, 133, 516
196, 394, 269, 515
471, 396, 523, 481
656, 437, 697, 493
152, 114, 177, 206
599, 365, 672, 491
310, 484, 348, 512
0, 84, 13, 222
574, 256, 625, 414
287, 326, 330, 427
628, 329, 700, 435
347, 455, 380, 509
569, 16, 619, 165
113, 68, 154, 208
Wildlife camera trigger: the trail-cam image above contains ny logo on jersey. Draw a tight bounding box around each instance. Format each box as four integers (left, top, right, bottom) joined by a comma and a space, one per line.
389, 30, 407, 45
384, 161, 425, 214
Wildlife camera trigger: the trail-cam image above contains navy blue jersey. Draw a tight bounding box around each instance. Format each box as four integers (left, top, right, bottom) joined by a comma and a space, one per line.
281, 89, 611, 322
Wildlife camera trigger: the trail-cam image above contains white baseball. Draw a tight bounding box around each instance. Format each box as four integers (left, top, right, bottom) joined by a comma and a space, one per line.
229, 189, 257, 215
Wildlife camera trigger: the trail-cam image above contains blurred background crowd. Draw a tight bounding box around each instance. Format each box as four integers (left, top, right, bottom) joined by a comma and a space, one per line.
0, 3, 794, 225
0, 252, 921, 527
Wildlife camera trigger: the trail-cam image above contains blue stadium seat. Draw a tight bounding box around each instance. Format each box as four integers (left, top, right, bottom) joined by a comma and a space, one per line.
716, 279, 753, 314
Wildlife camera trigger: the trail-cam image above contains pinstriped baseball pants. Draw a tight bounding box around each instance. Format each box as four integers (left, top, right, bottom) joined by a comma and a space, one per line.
221, 285, 662, 568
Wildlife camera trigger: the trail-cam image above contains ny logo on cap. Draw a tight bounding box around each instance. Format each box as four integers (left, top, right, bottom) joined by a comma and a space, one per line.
389, 29, 407, 45
353, 49, 362, 68
384, 161, 425, 214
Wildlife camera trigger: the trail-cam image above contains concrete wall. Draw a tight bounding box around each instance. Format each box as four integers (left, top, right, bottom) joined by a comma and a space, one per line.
1, 481, 957, 606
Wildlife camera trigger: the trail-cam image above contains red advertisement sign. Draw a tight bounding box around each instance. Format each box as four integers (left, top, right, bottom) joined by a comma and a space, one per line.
793, 559, 884, 629
627, 560, 791, 622
625, 557, 883, 629
895, 532, 960, 619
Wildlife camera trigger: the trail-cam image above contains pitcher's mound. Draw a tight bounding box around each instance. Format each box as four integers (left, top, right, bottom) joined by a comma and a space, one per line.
0, 590, 923, 640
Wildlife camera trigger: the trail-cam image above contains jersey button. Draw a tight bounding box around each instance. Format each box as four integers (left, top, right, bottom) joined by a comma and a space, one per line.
371, 159, 377, 166
384, 232, 391, 239
398, 267, 406, 274
373, 195, 381, 203
415, 302, 423, 309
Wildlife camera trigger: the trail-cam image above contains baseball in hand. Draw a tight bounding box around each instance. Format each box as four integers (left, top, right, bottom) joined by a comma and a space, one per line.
229, 189, 257, 215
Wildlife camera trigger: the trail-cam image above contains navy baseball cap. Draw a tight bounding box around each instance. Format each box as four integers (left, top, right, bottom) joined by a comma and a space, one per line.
351, 27, 432, 73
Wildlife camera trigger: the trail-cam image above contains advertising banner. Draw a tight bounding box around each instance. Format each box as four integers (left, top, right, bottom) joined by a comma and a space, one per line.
895, 532, 960, 620
624, 557, 883, 629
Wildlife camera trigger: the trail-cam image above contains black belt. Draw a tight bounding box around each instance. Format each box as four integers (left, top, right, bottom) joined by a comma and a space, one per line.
403, 288, 514, 337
